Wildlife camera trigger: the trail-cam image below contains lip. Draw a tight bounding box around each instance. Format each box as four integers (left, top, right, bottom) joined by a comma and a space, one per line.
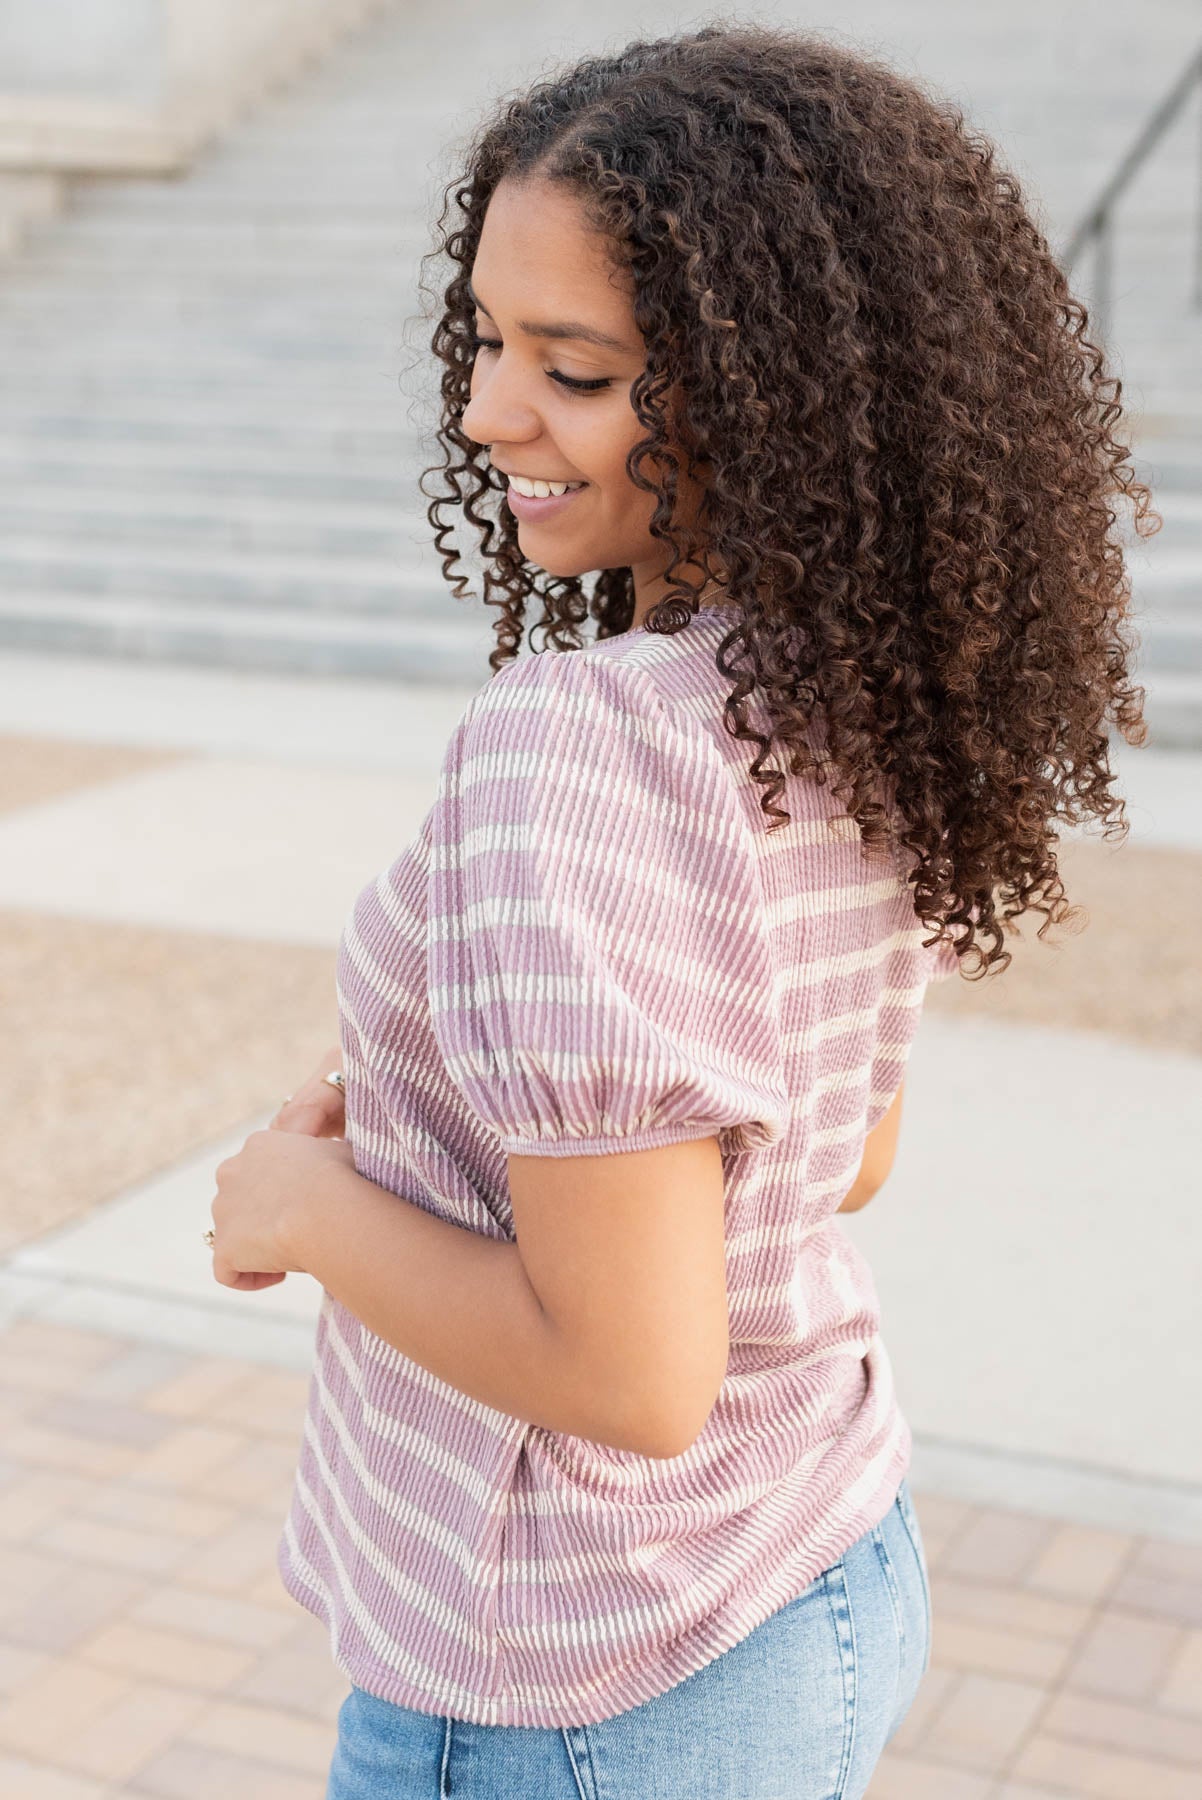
503, 479, 588, 522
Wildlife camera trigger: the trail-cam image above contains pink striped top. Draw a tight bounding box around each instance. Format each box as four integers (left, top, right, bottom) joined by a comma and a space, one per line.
276, 603, 958, 1728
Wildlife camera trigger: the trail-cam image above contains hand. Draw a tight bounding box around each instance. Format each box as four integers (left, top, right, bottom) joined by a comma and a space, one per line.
208, 1128, 357, 1291
269, 1041, 345, 1139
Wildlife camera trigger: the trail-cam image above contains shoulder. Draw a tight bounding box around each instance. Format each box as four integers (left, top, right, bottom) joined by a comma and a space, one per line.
463, 644, 666, 726
437, 646, 752, 862
446, 646, 682, 781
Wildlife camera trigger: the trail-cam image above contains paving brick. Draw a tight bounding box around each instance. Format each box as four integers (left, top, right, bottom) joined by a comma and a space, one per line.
139, 1355, 275, 1420
72, 1619, 258, 1693
61, 1680, 209, 1783
0, 1640, 52, 1696
79, 1477, 237, 1539
0, 1658, 129, 1760
202, 1369, 312, 1439
123, 1424, 250, 1490
992, 1786, 1081, 1799
2, 1422, 140, 1480
918, 1670, 1047, 1772
1023, 1523, 1135, 1603
0, 1471, 93, 1543
0, 1544, 76, 1623
0, 1388, 43, 1437
127, 1583, 301, 1651
886, 1664, 958, 1754
127, 1740, 324, 1800
243, 1566, 310, 1613
0, 1321, 132, 1368
0, 1751, 110, 1798
1107, 1570, 1202, 1627
175, 1510, 294, 1594
929, 1616, 1070, 1684
0, 1356, 114, 1399
190, 1435, 301, 1510
930, 1571, 1091, 1641
1158, 1628, 1202, 1716
66, 1343, 195, 1406
905, 1494, 979, 1572
0, 1564, 150, 1655
35, 1395, 177, 1451
227, 1634, 350, 1723
1064, 1609, 1187, 1701
32, 1516, 194, 1579
1013, 1732, 1201, 1799
1040, 1688, 1202, 1765
1130, 1538, 1202, 1585
179, 1695, 335, 1775
908, 1492, 977, 1540
868, 1749, 995, 1797
939, 1507, 1058, 1585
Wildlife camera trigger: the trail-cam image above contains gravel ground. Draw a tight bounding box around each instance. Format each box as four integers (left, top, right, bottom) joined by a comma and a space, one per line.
2, 908, 337, 1255
0, 733, 188, 816
925, 835, 1202, 1057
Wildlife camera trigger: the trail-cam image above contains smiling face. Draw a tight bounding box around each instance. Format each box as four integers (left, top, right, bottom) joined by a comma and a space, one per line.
459, 175, 722, 625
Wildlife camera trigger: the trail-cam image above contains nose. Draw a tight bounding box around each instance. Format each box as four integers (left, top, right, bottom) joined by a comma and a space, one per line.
461, 353, 541, 451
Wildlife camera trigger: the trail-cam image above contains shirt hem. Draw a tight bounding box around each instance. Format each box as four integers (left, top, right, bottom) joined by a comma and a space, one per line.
277, 1413, 913, 1729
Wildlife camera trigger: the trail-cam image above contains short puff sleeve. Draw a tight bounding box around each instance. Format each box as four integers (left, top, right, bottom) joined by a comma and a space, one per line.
426, 649, 790, 1158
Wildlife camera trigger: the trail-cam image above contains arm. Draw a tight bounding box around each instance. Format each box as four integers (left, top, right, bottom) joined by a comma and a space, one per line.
837, 1079, 905, 1213
287, 1131, 727, 1462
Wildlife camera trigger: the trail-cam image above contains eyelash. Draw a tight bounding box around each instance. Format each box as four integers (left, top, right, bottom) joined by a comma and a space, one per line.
467, 334, 613, 394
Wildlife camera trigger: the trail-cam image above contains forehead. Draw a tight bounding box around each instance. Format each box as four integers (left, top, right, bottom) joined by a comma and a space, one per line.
471, 177, 636, 332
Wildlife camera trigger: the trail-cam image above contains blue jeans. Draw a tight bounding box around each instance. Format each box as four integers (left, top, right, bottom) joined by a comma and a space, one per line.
326, 1475, 932, 1799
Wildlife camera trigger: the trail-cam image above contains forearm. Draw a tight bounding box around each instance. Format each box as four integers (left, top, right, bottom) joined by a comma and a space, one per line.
291, 1164, 621, 1449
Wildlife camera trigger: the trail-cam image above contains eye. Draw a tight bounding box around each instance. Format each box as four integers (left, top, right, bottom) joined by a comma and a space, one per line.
467, 333, 613, 394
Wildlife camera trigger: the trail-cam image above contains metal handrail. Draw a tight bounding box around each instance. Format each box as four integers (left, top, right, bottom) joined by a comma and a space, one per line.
1062, 41, 1202, 342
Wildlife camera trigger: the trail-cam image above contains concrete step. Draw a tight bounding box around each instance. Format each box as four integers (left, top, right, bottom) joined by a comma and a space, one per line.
20, 217, 430, 251
0, 592, 495, 685
0, 397, 420, 437
0, 491, 424, 557
1130, 615, 1202, 672
1133, 670, 1202, 749
0, 543, 450, 616
0, 412, 415, 454
0, 449, 414, 506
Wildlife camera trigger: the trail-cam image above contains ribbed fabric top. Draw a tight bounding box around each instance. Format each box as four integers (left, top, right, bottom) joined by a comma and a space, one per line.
276, 603, 958, 1728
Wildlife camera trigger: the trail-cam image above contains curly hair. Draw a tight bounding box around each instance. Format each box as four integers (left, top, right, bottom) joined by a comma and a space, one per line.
415, 19, 1157, 979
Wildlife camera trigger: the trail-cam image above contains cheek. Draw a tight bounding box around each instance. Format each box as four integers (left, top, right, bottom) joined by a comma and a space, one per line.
583, 409, 655, 497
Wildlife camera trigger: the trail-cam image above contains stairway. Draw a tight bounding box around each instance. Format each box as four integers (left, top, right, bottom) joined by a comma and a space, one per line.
0, 0, 1199, 740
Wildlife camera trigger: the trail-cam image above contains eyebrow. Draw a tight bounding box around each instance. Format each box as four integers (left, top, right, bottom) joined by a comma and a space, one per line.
466, 280, 630, 352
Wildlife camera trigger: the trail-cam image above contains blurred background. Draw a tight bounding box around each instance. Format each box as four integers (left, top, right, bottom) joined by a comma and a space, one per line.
0, 2, 1199, 1795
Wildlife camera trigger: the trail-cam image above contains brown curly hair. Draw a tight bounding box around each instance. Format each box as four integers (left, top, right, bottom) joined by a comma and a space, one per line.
415, 19, 1157, 979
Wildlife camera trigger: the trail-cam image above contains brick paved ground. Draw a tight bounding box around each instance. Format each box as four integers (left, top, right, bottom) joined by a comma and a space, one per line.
0, 1319, 1199, 1798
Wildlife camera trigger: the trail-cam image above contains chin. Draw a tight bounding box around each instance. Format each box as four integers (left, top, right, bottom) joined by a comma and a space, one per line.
526, 551, 596, 580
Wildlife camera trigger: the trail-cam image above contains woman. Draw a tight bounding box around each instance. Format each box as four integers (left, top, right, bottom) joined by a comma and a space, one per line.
207, 21, 1152, 1798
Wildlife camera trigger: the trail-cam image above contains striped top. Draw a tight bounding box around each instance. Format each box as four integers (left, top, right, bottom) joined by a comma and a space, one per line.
276, 602, 958, 1728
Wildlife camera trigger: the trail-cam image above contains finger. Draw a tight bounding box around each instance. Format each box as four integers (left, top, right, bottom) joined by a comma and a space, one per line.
273, 1093, 344, 1136
229, 1269, 288, 1291
211, 1254, 286, 1291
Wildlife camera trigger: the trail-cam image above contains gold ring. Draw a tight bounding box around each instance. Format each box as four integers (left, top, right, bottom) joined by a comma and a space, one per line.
322, 1071, 345, 1092
202, 1227, 215, 1248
